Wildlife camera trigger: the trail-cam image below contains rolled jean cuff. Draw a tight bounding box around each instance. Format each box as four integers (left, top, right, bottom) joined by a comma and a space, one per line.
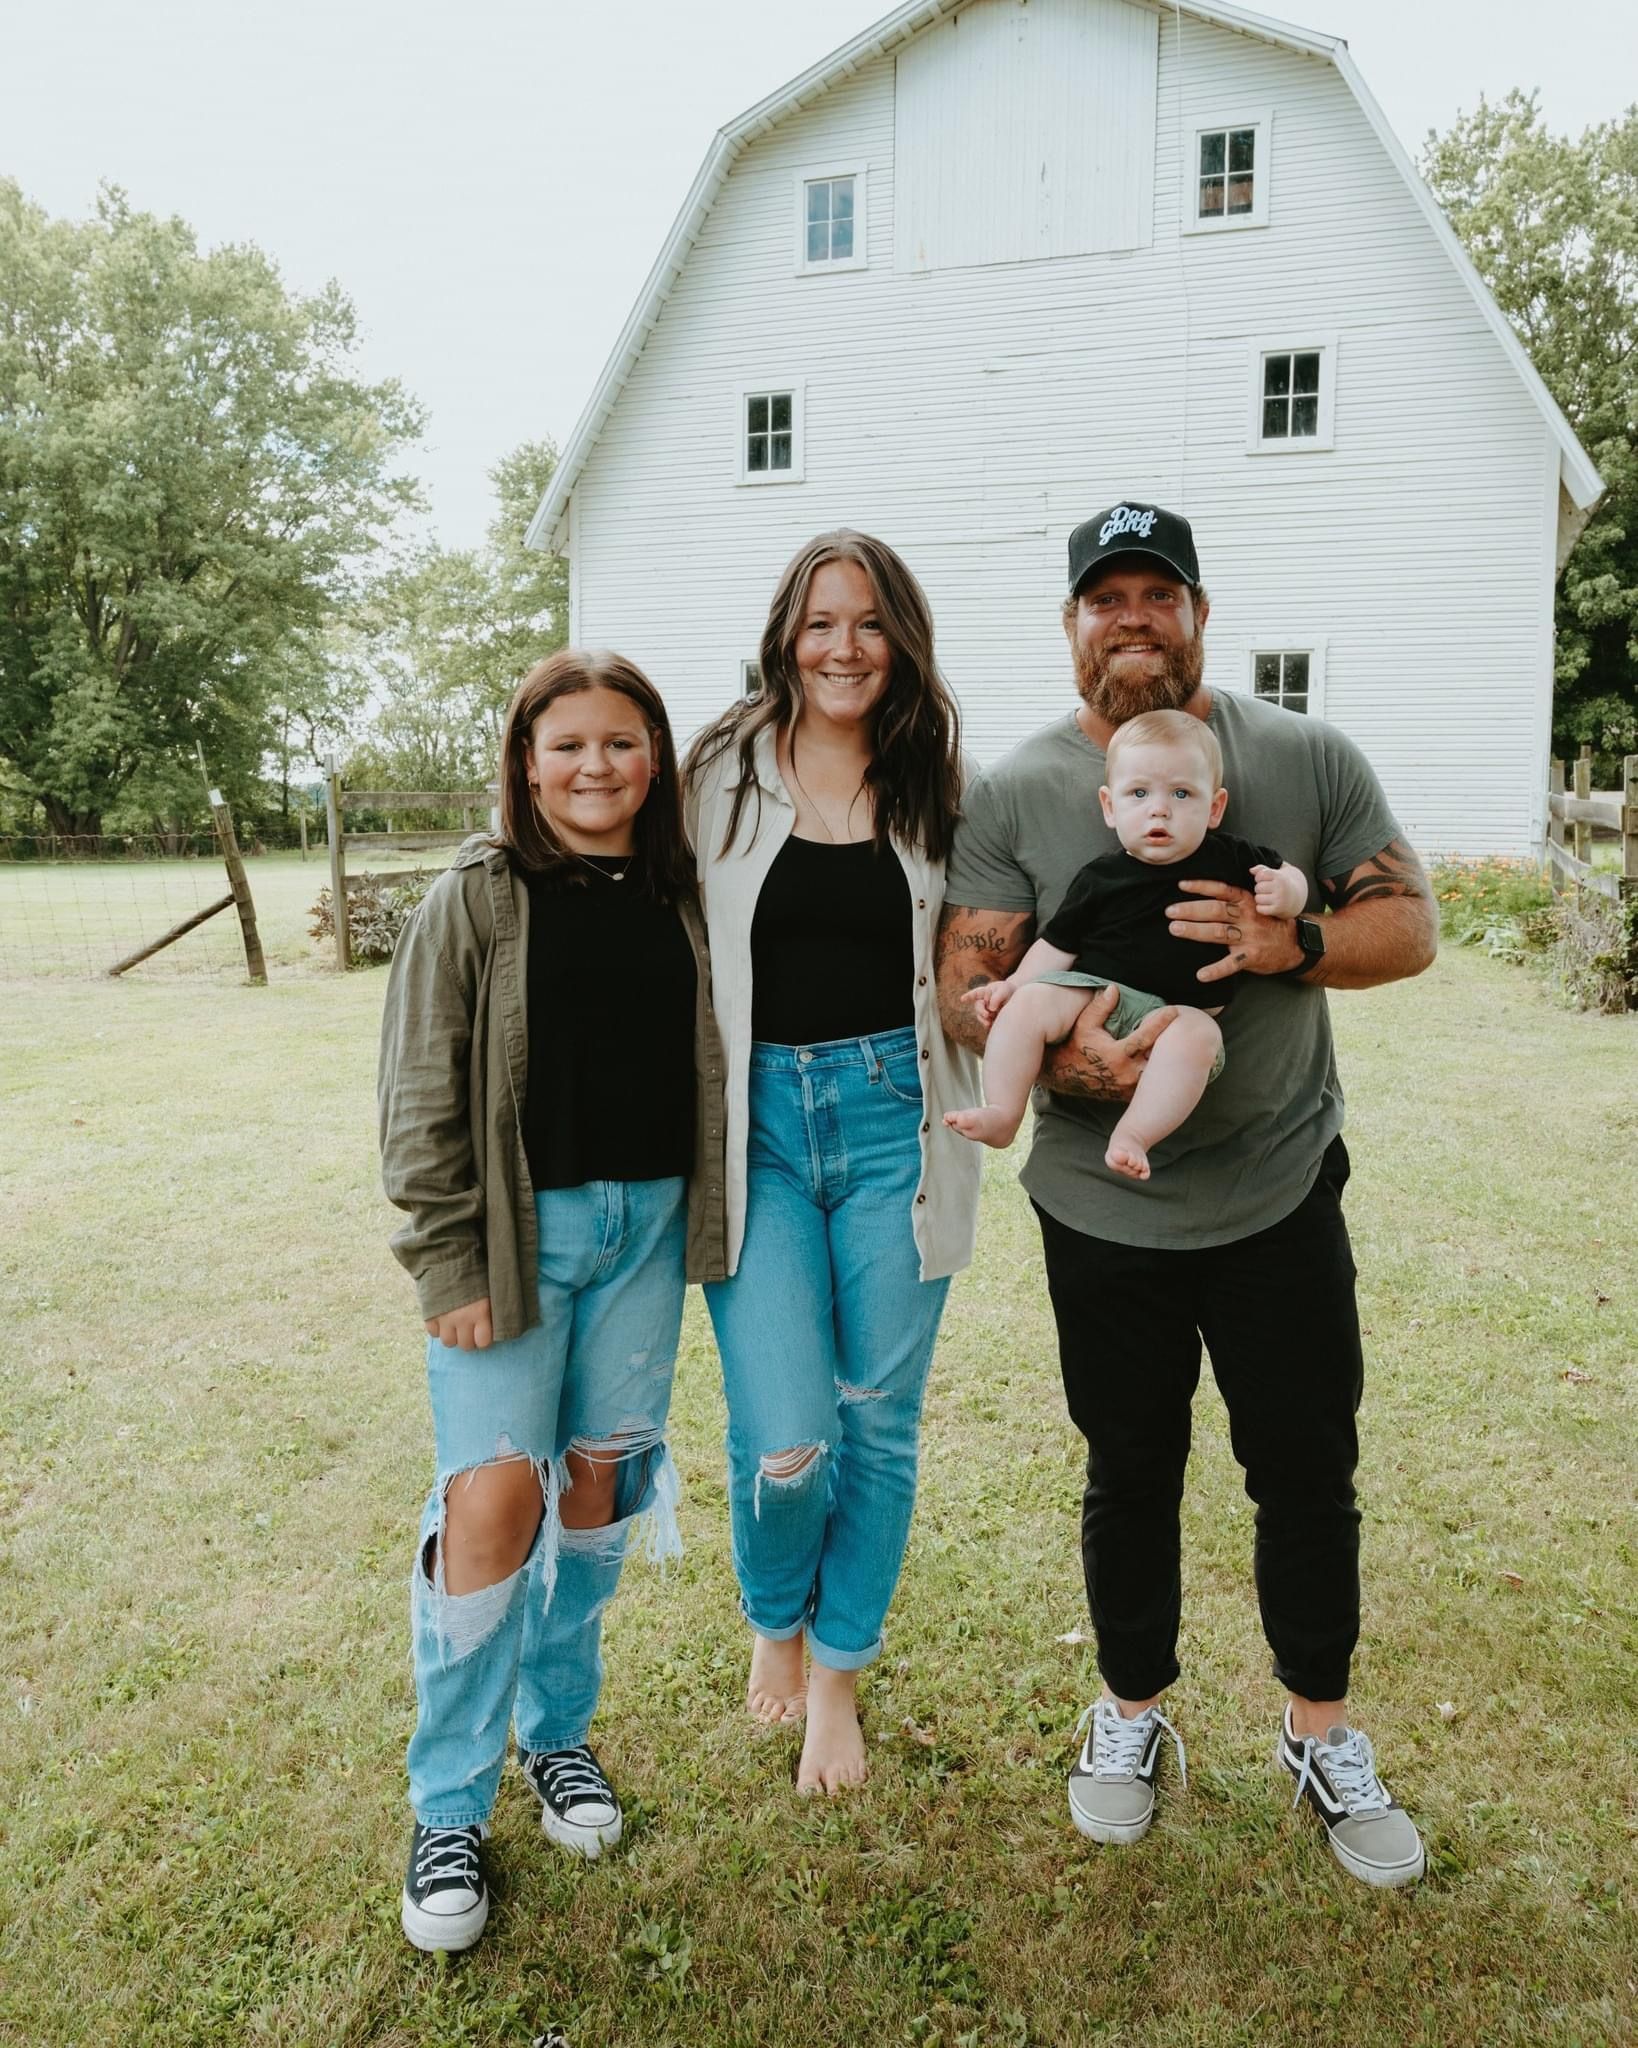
806, 1626, 883, 1673
411, 1808, 493, 1832
520, 1724, 592, 1756
742, 1601, 807, 1644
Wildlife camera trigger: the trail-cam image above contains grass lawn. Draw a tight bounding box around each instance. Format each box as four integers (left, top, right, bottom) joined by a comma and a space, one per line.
2, 926, 1635, 2047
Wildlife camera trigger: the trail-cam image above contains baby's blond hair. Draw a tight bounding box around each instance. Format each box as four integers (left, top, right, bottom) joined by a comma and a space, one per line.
1104, 708, 1223, 789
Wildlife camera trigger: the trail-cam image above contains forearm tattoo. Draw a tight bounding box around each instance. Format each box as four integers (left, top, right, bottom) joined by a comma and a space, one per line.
1321, 836, 1432, 910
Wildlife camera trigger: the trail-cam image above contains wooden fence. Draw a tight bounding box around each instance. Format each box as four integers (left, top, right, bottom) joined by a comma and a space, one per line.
1546, 746, 1637, 910
322, 765, 498, 969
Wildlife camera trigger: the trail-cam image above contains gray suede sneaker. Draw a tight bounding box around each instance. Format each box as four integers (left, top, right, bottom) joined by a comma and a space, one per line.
1278, 1706, 1426, 1888
1068, 1697, 1187, 1845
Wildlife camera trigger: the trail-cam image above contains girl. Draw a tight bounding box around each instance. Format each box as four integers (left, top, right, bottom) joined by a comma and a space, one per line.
379, 651, 725, 1952
684, 532, 981, 1797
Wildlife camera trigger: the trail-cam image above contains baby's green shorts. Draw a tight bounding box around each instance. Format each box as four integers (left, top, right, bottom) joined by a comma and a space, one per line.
1032, 970, 1227, 1082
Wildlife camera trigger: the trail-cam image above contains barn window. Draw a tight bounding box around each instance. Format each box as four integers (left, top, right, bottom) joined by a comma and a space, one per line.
1248, 642, 1327, 714
742, 660, 763, 697
1185, 112, 1271, 233
1248, 336, 1336, 453
794, 164, 868, 274
736, 382, 805, 485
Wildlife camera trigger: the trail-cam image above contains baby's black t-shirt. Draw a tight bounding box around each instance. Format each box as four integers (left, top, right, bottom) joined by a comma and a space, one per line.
1038, 829, 1285, 1008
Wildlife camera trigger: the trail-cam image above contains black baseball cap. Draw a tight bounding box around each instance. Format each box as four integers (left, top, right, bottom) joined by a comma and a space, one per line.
1067, 501, 1200, 595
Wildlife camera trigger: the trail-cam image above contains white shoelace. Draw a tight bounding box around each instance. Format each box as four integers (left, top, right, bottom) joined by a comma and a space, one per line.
1288, 1724, 1390, 1816
1075, 1698, 1188, 1790
534, 1746, 614, 1810
415, 1826, 481, 1889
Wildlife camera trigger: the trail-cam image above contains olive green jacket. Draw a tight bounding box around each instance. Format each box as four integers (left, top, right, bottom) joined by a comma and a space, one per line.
378, 837, 728, 1343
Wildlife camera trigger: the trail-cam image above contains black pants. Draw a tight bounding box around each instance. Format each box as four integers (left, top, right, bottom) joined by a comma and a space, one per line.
1033, 1137, 1364, 1704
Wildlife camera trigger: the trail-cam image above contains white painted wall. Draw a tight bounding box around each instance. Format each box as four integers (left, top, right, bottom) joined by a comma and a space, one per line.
567, 0, 1558, 855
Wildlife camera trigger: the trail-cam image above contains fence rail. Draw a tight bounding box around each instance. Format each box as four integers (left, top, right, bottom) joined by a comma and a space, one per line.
321, 763, 499, 968
1546, 748, 1637, 907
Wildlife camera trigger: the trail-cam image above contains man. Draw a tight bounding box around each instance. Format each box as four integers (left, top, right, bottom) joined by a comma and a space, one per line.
936, 502, 1437, 1888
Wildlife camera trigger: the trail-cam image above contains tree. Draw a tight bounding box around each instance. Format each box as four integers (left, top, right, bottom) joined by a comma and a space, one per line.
344, 440, 568, 793
1422, 95, 1638, 775
0, 182, 424, 835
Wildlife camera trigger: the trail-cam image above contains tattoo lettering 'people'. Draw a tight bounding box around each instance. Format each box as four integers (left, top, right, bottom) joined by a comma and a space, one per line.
944, 924, 1013, 956
1321, 837, 1431, 910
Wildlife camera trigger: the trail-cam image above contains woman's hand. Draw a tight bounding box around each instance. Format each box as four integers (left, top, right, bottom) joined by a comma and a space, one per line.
425, 1297, 495, 1351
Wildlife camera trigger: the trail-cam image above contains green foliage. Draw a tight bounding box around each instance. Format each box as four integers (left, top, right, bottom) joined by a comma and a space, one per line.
1422, 96, 1638, 783
1432, 854, 1636, 1010
343, 440, 568, 795
0, 181, 424, 836
308, 868, 438, 963
1429, 855, 1554, 942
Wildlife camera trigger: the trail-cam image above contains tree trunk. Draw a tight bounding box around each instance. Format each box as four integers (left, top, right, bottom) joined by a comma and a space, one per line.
41, 796, 102, 839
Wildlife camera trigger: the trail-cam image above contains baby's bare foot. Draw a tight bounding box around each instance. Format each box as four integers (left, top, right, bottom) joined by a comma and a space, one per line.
747, 1633, 806, 1725
796, 1664, 868, 1795
943, 1106, 1020, 1148
1105, 1133, 1152, 1181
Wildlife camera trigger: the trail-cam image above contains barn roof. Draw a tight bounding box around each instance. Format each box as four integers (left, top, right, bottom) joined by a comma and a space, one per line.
525, 0, 1602, 553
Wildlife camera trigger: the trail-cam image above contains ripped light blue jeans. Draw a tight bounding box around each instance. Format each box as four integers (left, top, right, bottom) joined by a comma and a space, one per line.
407, 1178, 686, 1828
704, 1028, 951, 1673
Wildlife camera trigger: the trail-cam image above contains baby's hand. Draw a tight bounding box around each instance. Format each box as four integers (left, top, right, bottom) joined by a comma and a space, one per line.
960, 978, 1014, 1024
1251, 863, 1307, 918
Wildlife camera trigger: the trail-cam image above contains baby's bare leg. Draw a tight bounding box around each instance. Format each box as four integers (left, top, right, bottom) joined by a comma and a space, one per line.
1106, 1009, 1223, 1181
945, 983, 1092, 1147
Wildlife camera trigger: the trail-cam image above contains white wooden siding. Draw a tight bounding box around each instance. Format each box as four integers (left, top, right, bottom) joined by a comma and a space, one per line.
894, 0, 1157, 271
566, 2, 1559, 855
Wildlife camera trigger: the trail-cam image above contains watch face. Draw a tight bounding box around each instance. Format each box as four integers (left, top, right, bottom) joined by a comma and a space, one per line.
1299, 918, 1325, 957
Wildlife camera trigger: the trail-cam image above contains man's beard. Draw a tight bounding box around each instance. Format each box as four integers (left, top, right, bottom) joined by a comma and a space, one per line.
1073, 628, 1205, 728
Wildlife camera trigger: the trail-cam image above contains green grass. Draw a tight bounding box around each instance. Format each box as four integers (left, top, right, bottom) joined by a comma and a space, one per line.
2, 948, 1635, 2046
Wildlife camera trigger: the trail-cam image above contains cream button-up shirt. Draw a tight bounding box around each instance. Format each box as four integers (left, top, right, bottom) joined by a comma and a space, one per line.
688, 727, 982, 1283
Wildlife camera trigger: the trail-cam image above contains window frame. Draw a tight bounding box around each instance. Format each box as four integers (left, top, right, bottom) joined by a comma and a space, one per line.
1183, 110, 1272, 235
741, 659, 763, 698
734, 379, 806, 487
1246, 334, 1338, 454
1247, 640, 1328, 717
793, 162, 869, 275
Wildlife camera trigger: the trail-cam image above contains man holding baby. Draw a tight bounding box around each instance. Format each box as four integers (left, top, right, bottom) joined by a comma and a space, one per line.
935, 502, 1438, 1888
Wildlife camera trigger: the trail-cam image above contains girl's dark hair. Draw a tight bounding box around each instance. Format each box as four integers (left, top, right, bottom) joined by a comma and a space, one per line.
683, 530, 963, 862
494, 649, 694, 903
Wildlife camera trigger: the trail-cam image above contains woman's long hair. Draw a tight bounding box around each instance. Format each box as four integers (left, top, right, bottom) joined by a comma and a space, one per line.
683, 531, 963, 862
493, 649, 694, 903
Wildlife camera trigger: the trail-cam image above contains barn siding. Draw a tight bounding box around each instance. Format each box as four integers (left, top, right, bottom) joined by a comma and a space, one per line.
568, 1, 1555, 855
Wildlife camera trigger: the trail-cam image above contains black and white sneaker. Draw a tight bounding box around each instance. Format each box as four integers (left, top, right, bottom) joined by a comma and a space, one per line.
401, 1822, 488, 1952
520, 1745, 623, 1858
1278, 1706, 1426, 1888
1068, 1697, 1187, 1845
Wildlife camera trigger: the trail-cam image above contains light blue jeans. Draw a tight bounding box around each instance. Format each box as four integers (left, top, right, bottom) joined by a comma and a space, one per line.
407, 1178, 686, 1827
704, 1027, 951, 1672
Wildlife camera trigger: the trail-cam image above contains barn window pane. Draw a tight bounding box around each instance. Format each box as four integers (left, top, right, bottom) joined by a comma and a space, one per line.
1284, 692, 1308, 714
831, 178, 854, 220
1228, 128, 1256, 173
770, 434, 792, 470
747, 437, 768, 472
1294, 352, 1321, 393
1284, 653, 1310, 690
1200, 177, 1225, 216
1263, 354, 1291, 398
1291, 395, 1319, 438
831, 217, 853, 260
748, 395, 769, 434
1227, 174, 1254, 215
771, 393, 792, 432
807, 182, 829, 223
1199, 131, 1226, 175
1254, 655, 1282, 697
1263, 397, 1289, 439
806, 221, 828, 263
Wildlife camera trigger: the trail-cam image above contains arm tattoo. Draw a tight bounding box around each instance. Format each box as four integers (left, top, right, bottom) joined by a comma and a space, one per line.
944, 923, 1015, 956
1321, 836, 1432, 911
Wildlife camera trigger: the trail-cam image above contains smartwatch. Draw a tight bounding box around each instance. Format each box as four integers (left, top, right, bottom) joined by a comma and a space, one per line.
1278, 916, 1326, 979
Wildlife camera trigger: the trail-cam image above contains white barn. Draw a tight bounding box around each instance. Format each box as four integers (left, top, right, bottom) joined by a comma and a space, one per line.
528, 0, 1603, 856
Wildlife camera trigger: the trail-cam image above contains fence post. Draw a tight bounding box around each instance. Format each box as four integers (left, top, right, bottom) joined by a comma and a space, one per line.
1624, 755, 1638, 900
1572, 746, 1593, 872
1548, 757, 1566, 888
488, 781, 501, 835
299, 809, 309, 862
208, 788, 269, 986
325, 757, 351, 971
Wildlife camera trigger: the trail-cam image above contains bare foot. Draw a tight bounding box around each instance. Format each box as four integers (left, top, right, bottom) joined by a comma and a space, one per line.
1105, 1131, 1152, 1180
747, 1633, 806, 1725
943, 1105, 1021, 1148
796, 1664, 868, 1795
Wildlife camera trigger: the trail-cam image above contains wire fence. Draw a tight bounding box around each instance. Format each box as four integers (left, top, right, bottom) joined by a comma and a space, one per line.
0, 833, 455, 983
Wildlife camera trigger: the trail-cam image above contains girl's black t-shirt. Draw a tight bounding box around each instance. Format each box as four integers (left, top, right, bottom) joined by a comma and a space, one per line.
751, 834, 915, 1046
522, 858, 696, 1189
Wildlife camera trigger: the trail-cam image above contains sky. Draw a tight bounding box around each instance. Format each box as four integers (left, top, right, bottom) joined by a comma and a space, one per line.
4, 0, 1633, 551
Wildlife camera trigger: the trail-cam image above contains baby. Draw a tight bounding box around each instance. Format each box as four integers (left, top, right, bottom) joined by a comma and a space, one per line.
945, 709, 1308, 1180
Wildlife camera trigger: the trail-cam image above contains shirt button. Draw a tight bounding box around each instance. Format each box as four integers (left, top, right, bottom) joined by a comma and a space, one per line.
916, 1192, 926, 1204
917, 898, 926, 909
921, 1121, 930, 1134
917, 975, 927, 986
920, 1049, 930, 1061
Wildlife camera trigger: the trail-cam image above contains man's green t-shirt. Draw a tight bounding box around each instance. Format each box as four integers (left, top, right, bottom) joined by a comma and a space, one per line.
944, 691, 1401, 1249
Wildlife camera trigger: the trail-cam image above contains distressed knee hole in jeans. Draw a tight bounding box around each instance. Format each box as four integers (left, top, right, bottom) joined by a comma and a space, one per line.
835, 1378, 889, 1406
753, 1440, 830, 1520
557, 1425, 683, 1577
416, 1442, 548, 1667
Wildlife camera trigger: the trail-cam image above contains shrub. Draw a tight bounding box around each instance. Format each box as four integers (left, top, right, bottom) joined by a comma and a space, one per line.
309, 869, 439, 964
1430, 855, 1636, 1011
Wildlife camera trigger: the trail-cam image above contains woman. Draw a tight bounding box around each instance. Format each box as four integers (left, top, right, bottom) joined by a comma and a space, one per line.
685, 531, 980, 1795
379, 651, 725, 1952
